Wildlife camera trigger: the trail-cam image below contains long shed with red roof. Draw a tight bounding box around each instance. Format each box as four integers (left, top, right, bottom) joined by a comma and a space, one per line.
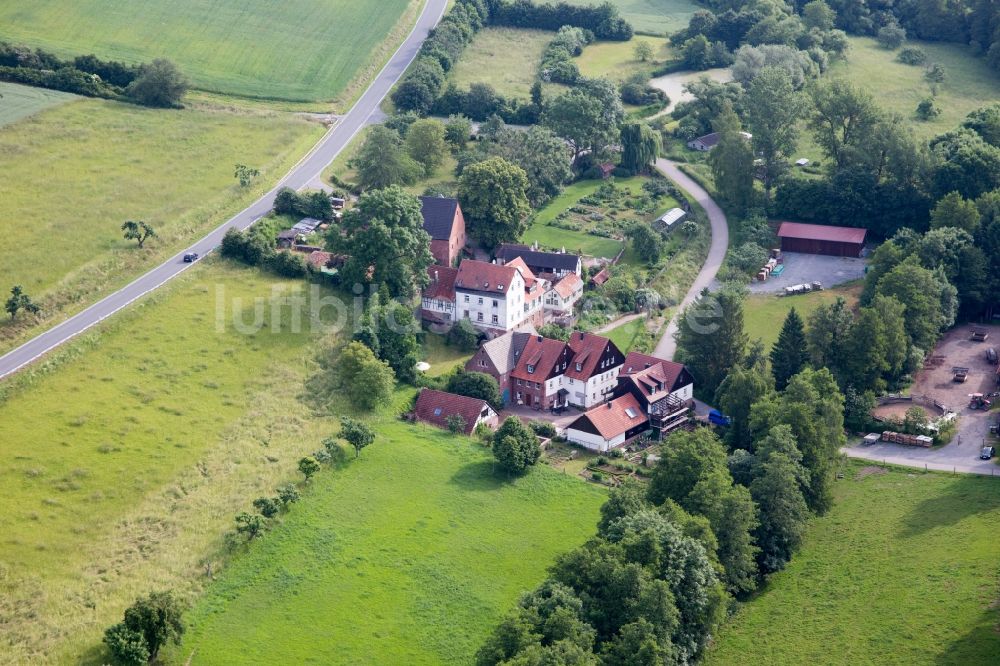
776, 221, 867, 257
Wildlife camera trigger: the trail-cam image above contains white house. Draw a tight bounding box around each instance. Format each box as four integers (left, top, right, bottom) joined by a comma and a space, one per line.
454, 259, 543, 335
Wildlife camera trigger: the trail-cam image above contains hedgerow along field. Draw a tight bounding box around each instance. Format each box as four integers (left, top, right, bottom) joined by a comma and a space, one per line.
0, 262, 344, 663
0, 98, 322, 354
0, 80, 75, 127
169, 423, 605, 665
704, 461, 1000, 665
0, 0, 414, 101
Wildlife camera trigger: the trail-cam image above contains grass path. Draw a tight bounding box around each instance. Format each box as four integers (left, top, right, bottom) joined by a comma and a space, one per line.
169, 421, 605, 665
0, 81, 76, 127
705, 461, 1000, 665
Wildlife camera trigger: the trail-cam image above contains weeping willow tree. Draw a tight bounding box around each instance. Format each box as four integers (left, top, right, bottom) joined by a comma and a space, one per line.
620, 121, 661, 174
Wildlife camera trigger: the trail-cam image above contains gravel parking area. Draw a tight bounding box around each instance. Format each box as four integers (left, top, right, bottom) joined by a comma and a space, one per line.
845, 325, 1000, 475
746, 252, 868, 294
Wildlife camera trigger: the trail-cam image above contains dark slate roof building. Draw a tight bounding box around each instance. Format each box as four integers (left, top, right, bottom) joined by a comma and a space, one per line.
496, 243, 581, 277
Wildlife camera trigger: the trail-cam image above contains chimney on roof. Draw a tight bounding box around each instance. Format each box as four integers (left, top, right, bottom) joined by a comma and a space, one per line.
537, 336, 543, 342
607, 402, 613, 409
492, 259, 497, 264
434, 270, 439, 283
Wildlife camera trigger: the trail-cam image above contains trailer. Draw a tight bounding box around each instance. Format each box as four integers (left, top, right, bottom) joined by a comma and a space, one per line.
987, 347, 998, 365
708, 409, 731, 426
972, 329, 989, 342
953, 366, 970, 383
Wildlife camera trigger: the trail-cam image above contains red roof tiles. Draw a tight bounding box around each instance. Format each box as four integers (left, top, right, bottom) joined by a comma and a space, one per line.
455, 260, 519, 295
565, 331, 621, 381
424, 265, 458, 300
573, 393, 646, 439
776, 221, 867, 244
413, 389, 495, 435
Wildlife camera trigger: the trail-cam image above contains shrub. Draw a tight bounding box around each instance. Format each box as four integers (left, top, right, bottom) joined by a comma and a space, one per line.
252, 496, 281, 518
528, 419, 557, 438
126, 58, 189, 107
897, 47, 927, 65
276, 483, 300, 506
446, 413, 468, 433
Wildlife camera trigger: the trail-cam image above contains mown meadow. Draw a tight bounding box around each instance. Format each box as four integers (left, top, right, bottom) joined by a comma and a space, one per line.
169, 420, 605, 665
705, 461, 1000, 665
0, 81, 75, 127
0, 0, 416, 101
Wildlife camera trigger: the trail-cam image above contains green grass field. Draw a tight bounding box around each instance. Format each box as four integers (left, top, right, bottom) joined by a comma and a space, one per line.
0, 262, 343, 662
832, 37, 1000, 140
576, 36, 671, 82
449, 27, 553, 99
603, 316, 648, 352
169, 423, 605, 665
0, 81, 75, 127
0, 98, 322, 352
743, 284, 860, 351
705, 461, 1000, 665
0, 0, 414, 101
562, 0, 699, 35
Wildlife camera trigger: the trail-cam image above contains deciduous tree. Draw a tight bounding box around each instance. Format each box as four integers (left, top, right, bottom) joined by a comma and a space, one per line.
126, 58, 188, 107
350, 125, 422, 190
121, 220, 156, 248
708, 102, 754, 211
340, 417, 375, 458
405, 118, 448, 175
492, 417, 541, 475
458, 156, 530, 248
446, 370, 502, 408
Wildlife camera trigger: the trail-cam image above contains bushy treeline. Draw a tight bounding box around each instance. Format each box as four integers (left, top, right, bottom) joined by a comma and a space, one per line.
273, 187, 335, 221
540, 25, 594, 84
392, 0, 632, 116
489, 0, 632, 40
0, 42, 187, 106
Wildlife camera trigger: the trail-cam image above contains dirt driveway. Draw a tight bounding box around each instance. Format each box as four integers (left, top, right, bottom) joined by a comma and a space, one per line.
846, 325, 1000, 475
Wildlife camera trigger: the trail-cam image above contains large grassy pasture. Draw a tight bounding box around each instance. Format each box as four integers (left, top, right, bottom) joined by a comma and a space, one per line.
0, 0, 414, 101
449, 27, 554, 99
0, 81, 75, 127
0, 98, 322, 352
705, 461, 1000, 665
0, 262, 341, 662
832, 37, 1000, 140
562, 0, 700, 35
169, 421, 605, 665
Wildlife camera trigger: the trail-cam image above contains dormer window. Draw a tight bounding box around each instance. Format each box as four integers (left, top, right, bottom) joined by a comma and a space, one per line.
498, 284, 504, 291
575, 362, 582, 372
527, 364, 535, 374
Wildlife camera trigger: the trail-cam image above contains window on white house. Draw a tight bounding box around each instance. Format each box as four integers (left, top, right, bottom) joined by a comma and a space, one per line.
464, 294, 469, 303
477, 312, 483, 321
478, 297, 483, 305
492, 314, 498, 324
492, 299, 498, 307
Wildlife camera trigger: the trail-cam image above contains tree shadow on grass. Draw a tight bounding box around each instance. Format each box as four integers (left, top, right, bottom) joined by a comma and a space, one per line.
448, 460, 517, 491
898, 475, 1000, 538
934, 607, 1000, 665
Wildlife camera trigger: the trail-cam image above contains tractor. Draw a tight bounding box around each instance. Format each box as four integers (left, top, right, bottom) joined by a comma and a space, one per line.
969, 393, 992, 410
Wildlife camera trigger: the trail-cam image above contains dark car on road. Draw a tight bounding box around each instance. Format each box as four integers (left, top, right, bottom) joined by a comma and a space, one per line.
981, 446, 995, 460
183, 252, 199, 263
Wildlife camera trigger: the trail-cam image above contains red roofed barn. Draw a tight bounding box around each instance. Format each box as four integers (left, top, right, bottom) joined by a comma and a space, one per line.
776, 221, 866, 257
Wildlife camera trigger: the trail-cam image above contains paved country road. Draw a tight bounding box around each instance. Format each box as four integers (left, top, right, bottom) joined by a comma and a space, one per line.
0, 0, 448, 382
653, 158, 729, 360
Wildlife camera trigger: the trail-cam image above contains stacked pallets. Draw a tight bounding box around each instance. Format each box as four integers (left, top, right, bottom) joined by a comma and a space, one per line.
881, 431, 934, 447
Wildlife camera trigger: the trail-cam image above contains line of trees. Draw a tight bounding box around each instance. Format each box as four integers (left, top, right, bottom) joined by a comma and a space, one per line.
0, 42, 187, 107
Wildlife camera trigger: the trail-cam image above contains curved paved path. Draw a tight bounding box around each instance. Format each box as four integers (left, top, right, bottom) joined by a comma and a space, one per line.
653, 158, 729, 360
0, 0, 448, 381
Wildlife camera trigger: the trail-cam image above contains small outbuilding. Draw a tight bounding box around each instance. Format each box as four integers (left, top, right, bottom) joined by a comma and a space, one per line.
776, 221, 866, 258
412, 388, 499, 435
655, 208, 686, 233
